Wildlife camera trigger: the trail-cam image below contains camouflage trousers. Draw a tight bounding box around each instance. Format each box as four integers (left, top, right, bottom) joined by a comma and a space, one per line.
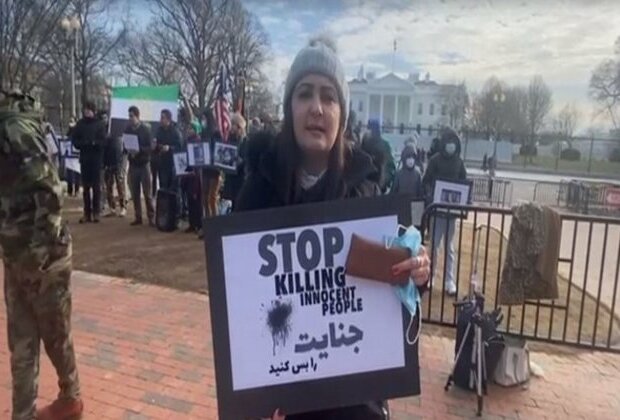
3, 230, 80, 420
104, 166, 127, 211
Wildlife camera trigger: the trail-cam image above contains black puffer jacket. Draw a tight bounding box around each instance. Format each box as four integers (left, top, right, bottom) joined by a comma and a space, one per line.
236, 132, 387, 420
236, 131, 381, 211
422, 128, 467, 197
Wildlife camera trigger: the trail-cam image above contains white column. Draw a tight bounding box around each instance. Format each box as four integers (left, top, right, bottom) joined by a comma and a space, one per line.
394, 95, 399, 128
379, 94, 384, 125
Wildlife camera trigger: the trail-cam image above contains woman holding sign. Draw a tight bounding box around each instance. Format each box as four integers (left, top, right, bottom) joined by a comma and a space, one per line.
237, 36, 430, 420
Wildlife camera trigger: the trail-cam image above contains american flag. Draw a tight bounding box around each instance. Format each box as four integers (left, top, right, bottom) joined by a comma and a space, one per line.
213, 63, 231, 142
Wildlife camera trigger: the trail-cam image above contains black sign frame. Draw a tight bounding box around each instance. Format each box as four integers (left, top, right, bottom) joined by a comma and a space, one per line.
204, 195, 421, 420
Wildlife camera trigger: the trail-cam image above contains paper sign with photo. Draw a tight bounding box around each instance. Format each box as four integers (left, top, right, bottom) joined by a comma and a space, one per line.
173, 152, 190, 176
122, 133, 140, 152
45, 134, 58, 155
187, 142, 211, 167
213, 141, 239, 172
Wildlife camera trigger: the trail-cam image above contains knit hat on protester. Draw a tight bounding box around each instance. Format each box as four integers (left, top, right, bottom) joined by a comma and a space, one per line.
284, 35, 350, 130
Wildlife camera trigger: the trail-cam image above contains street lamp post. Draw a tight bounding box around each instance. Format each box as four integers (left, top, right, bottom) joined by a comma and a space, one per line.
491, 90, 506, 177
61, 16, 81, 119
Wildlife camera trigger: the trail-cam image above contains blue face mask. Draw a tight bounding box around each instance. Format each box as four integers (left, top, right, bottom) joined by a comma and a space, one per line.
385, 225, 422, 345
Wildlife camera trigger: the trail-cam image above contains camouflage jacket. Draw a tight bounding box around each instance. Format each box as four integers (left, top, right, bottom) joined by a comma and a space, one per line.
0, 92, 68, 269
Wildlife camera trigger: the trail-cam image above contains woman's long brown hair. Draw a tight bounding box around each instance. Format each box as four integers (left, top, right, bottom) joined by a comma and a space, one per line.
274, 95, 348, 205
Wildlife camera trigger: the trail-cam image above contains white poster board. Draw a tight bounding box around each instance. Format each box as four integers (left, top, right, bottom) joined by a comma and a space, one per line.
222, 216, 405, 391
187, 142, 211, 167
64, 157, 81, 174
122, 133, 140, 152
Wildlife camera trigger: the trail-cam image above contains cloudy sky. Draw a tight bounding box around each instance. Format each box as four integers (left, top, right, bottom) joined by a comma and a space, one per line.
243, 0, 620, 131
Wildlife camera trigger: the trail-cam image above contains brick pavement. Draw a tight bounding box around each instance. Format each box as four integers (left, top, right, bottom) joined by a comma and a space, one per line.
1, 270, 620, 420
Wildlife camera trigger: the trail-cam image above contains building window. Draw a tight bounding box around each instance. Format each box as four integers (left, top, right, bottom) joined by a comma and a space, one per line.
430, 104, 435, 116
416, 124, 421, 134
358, 100, 364, 113
442, 104, 447, 116
418, 103, 423, 115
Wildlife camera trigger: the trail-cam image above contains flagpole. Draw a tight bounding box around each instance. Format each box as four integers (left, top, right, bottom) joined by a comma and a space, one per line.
392, 39, 397, 73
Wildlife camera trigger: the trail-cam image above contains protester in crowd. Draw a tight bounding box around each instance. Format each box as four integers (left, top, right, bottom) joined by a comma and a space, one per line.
181, 121, 204, 234
361, 119, 395, 193
102, 113, 127, 217
65, 117, 81, 196
155, 109, 183, 191
221, 112, 247, 208
199, 111, 223, 230
124, 106, 155, 226
72, 100, 106, 223
391, 145, 423, 199
422, 127, 467, 296
236, 36, 431, 420
249, 117, 263, 135
428, 136, 441, 159
344, 109, 360, 145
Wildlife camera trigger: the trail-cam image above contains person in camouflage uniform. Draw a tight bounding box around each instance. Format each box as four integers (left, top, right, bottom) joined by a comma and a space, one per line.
0, 91, 82, 420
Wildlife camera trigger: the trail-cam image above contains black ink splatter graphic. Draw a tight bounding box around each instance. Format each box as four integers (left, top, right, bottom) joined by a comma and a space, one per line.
266, 300, 293, 356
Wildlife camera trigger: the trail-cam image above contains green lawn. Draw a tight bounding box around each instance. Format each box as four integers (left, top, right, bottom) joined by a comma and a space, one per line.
511, 155, 620, 176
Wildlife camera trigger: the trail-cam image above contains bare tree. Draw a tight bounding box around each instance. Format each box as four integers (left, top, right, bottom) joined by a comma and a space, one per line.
0, 0, 72, 91
504, 86, 529, 142
150, 0, 229, 110
553, 103, 580, 141
526, 75, 553, 141
117, 28, 186, 86
442, 82, 468, 129
469, 76, 508, 135
69, 0, 126, 106
589, 36, 620, 129
220, 0, 269, 110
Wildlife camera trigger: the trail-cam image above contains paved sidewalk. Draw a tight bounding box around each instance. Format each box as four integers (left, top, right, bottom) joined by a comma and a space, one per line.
1, 270, 620, 420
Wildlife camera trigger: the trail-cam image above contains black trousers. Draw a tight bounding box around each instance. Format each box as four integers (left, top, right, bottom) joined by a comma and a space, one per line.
80, 155, 102, 218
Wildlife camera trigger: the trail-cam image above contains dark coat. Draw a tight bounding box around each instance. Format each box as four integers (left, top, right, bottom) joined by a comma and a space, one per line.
124, 122, 153, 167
103, 134, 123, 169
422, 131, 467, 201
235, 132, 387, 420
361, 134, 395, 194
154, 123, 183, 171
72, 116, 106, 164
221, 135, 248, 204
236, 132, 381, 212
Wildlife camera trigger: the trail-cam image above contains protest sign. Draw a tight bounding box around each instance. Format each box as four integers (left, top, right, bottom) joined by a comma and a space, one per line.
204, 195, 420, 420
64, 157, 80, 174
213, 141, 239, 173
173, 152, 190, 176
122, 133, 140, 153
187, 142, 211, 167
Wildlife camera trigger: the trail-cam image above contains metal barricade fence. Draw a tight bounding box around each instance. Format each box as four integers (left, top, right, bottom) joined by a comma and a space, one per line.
470, 176, 513, 208
421, 203, 620, 353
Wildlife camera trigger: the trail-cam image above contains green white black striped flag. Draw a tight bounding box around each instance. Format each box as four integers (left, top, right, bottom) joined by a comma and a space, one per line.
110, 84, 179, 137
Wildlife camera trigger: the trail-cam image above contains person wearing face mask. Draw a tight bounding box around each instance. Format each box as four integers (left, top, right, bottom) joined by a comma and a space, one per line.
391, 145, 423, 200
237, 35, 431, 420
422, 127, 467, 296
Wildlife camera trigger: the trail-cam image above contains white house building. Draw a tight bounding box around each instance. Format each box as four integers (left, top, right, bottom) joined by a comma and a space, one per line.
348, 68, 467, 133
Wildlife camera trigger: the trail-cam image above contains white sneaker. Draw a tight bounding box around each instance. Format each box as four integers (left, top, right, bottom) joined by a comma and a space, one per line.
103, 209, 116, 218
445, 282, 457, 296
118, 208, 127, 217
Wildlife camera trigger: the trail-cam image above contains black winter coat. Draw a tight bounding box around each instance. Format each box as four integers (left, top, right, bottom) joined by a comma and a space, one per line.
72, 116, 106, 164
235, 131, 388, 420
154, 124, 183, 171
236, 132, 381, 211
422, 134, 467, 201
